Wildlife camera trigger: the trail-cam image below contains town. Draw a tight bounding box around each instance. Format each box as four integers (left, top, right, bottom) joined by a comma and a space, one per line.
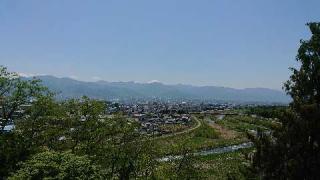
107, 100, 248, 136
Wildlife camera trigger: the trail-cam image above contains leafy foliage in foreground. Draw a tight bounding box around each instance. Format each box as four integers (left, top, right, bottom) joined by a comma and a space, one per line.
8, 151, 105, 180
0, 66, 199, 179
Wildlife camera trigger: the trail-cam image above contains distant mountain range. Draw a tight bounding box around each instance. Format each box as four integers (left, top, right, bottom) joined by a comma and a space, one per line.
30, 76, 291, 104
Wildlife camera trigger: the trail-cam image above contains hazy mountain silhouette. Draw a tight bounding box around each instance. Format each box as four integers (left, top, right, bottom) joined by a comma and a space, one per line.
33, 76, 290, 103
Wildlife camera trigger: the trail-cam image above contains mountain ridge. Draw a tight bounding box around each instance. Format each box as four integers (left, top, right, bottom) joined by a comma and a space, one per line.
29, 75, 290, 104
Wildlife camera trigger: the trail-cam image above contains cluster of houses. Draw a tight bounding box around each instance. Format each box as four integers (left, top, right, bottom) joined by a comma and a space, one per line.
133, 113, 191, 135
108, 100, 238, 115
105, 100, 244, 136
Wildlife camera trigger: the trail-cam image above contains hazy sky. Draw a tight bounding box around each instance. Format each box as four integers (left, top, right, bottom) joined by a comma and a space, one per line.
1, 0, 319, 89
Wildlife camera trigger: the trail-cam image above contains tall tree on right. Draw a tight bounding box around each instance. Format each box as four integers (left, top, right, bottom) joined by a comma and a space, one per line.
251, 22, 320, 179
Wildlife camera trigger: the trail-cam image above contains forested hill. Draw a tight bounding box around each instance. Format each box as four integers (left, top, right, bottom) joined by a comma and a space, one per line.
31, 75, 290, 103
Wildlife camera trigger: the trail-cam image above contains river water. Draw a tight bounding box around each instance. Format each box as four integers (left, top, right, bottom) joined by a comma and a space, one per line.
159, 142, 253, 162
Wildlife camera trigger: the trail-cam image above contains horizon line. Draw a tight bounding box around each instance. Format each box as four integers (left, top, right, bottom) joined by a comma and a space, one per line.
19, 73, 285, 92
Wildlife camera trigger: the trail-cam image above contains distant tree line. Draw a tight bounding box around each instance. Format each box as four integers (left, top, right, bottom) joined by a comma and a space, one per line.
245, 106, 288, 119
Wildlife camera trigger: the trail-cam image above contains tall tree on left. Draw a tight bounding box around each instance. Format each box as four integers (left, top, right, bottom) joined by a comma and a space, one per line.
0, 66, 48, 133
0, 66, 49, 178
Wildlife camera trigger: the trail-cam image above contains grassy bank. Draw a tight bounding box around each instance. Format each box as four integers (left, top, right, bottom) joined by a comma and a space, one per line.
154, 116, 247, 155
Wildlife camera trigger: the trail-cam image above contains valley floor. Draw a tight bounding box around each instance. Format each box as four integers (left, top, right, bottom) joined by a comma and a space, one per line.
153, 113, 276, 179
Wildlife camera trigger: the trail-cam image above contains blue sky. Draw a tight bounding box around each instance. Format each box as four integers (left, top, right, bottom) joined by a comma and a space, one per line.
0, 0, 319, 90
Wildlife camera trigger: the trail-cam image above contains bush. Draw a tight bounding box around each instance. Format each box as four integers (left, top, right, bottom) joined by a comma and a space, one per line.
9, 151, 106, 180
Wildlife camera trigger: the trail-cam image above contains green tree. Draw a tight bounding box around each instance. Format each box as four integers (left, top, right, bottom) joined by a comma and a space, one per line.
15, 95, 67, 151
0, 133, 28, 178
55, 97, 159, 179
8, 151, 106, 180
0, 66, 47, 133
250, 22, 320, 179
91, 116, 159, 179
0, 66, 50, 178
60, 96, 108, 154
